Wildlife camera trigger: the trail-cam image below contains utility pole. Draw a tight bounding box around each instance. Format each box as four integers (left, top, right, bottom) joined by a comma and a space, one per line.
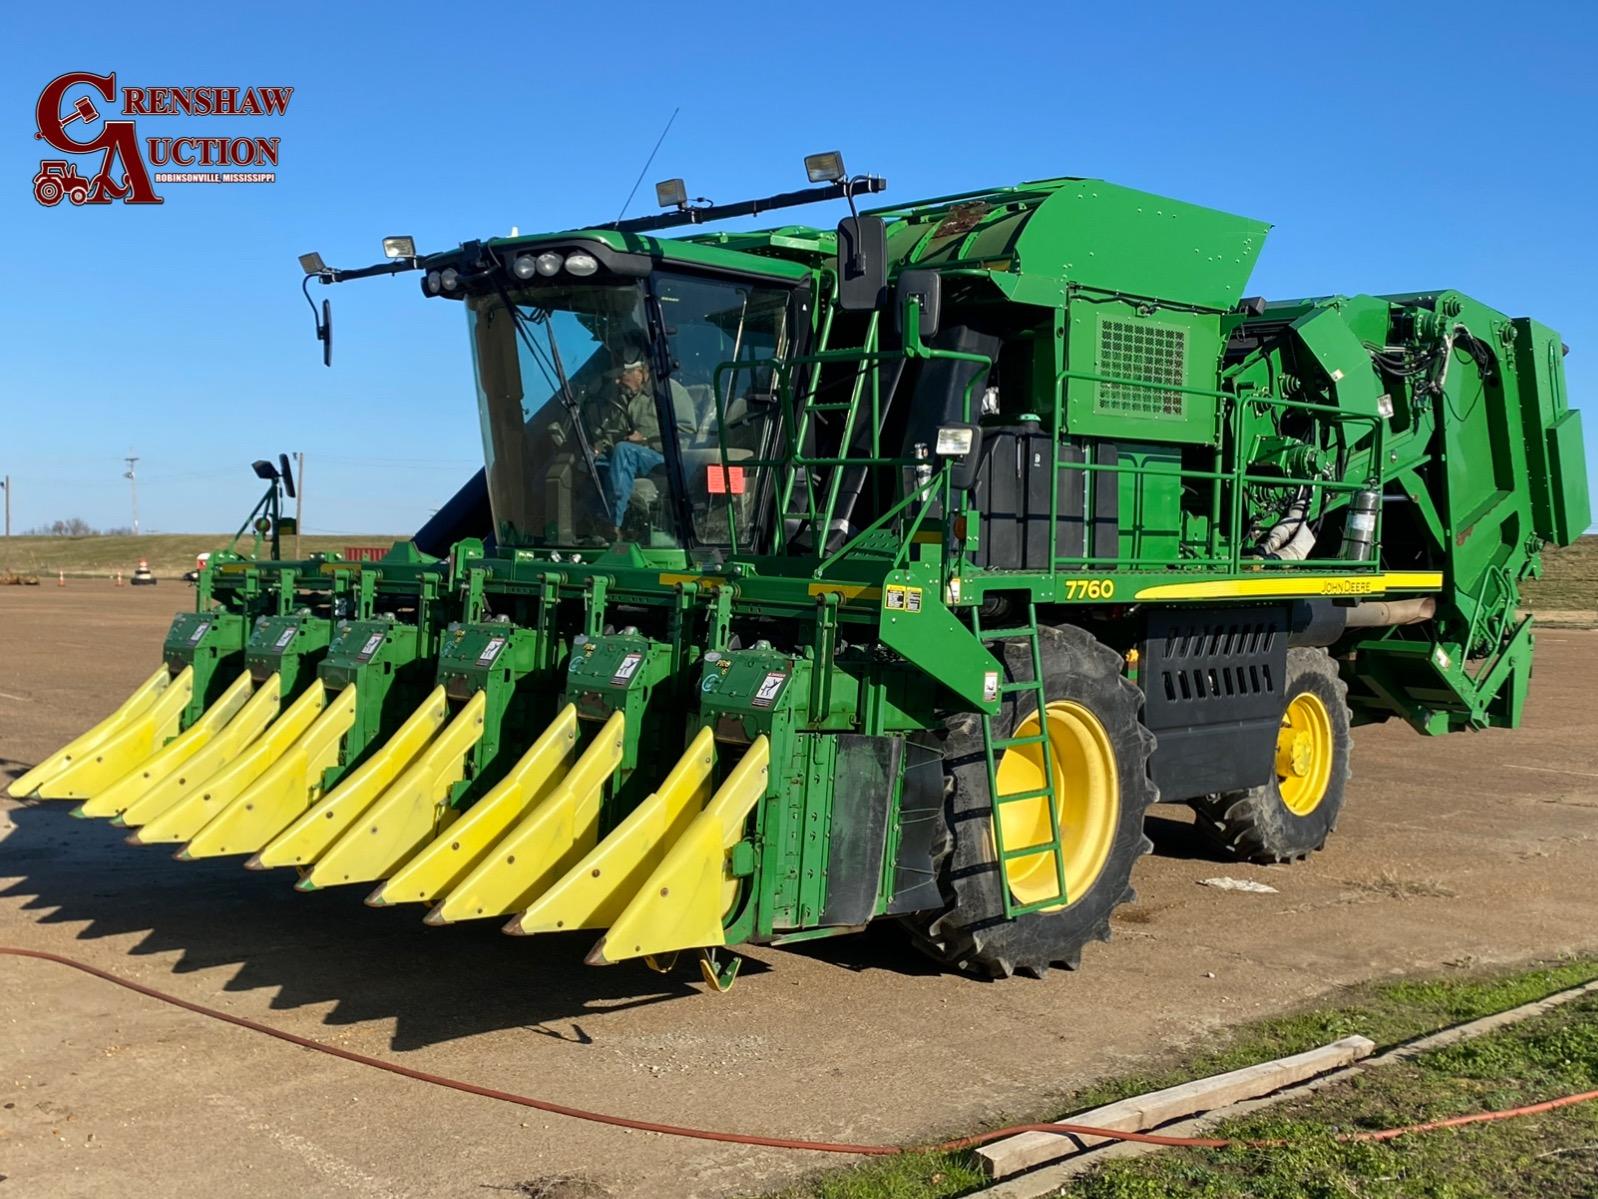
2, 475, 10, 538
294, 451, 304, 558
123, 455, 140, 535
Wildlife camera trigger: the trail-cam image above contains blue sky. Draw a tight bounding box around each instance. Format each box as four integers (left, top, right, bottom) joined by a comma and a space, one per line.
4, 1, 1594, 535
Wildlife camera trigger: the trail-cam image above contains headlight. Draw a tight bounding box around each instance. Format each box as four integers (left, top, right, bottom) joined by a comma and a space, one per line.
440, 267, 460, 291
535, 252, 564, 277
512, 254, 537, 280
935, 425, 975, 456
425, 270, 442, 294
565, 252, 599, 277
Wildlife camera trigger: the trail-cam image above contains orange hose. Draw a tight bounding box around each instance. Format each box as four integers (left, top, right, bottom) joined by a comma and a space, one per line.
3, 946, 1592, 1157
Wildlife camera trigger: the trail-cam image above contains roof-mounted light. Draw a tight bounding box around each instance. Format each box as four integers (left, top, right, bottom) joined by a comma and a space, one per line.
655, 178, 687, 209
382, 236, 416, 259
298, 251, 327, 276
804, 151, 846, 184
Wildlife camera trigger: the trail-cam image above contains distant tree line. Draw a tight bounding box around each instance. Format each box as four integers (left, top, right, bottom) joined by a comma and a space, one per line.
21, 519, 135, 536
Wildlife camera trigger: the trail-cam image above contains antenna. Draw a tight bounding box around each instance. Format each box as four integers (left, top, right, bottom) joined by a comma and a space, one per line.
615, 107, 680, 224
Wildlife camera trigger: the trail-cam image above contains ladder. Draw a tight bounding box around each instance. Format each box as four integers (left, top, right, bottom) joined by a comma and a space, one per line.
972, 602, 1068, 917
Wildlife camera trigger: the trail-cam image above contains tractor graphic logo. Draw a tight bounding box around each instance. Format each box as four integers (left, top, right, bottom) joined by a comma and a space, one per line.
33, 161, 92, 206
33, 72, 160, 206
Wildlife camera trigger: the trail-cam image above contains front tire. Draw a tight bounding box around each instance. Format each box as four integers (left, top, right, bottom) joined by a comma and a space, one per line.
906, 624, 1157, 978
1189, 647, 1351, 863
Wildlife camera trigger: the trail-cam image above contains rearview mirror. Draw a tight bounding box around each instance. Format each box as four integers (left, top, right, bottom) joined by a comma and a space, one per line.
895, 268, 942, 340
278, 453, 296, 498
319, 298, 332, 367
836, 216, 886, 312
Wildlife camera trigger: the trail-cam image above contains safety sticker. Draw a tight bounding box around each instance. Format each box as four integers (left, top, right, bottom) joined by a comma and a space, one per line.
982, 670, 1000, 703
273, 626, 297, 650
477, 636, 507, 667
612, 651, 644, 686
884, 584, 923, 613
752, 670, 787, 707
188, 620, 211, 643
356, 633, 385, 662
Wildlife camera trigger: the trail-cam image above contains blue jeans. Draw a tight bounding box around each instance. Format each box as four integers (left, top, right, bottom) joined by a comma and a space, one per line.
606, 440, 664, 523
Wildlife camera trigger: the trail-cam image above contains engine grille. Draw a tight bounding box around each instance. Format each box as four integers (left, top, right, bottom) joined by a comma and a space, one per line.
1096, 318, 1186, 417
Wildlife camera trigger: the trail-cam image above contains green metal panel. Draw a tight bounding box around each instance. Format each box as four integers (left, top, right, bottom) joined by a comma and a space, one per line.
1547, 410, 1591, 544
1064, 301, 1223, 443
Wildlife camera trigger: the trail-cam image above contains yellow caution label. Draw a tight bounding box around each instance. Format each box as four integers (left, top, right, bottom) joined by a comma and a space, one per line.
884, 584, 923, 613
1133, 571, 1444, 602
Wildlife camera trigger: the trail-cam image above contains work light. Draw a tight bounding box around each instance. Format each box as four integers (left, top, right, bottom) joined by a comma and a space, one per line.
382, 236, 416, 259
804, 152, 846, 183
655, 178, 687, 208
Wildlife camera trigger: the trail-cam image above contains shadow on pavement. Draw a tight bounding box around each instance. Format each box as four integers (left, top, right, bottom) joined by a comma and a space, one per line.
0, 798, 740, 1049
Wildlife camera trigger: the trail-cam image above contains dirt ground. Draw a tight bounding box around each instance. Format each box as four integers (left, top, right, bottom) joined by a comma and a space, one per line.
2, 584, 1595, 1199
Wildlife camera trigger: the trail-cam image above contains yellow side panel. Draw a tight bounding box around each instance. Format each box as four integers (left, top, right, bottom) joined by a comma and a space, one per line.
249, 687, 448, 871
77, 673, 254, 819
182, 685, 359, 858
368, 705, 577, 908
117, 677, 283, 828
130, 682, 326, 845
35, 667, 195, 800
10, 664, 172, 798
299, 691, 486, 888
589, 735, 768, 964
426, 710, 623, 924
512, 727, 715, 936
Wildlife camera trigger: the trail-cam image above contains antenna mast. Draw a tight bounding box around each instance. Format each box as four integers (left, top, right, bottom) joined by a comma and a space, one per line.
123, 455, 140, 536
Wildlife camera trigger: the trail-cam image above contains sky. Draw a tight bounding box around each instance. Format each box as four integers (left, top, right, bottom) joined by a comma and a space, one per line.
3, 1, 1594, 537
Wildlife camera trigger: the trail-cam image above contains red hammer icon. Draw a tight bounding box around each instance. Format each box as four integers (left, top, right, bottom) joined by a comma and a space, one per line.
34, 95, 100, 139
61, 95, 99, 127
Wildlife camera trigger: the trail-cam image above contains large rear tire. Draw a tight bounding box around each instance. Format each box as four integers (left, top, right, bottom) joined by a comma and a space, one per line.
906, 624, 1157, 978
1189, 647, 1351, 863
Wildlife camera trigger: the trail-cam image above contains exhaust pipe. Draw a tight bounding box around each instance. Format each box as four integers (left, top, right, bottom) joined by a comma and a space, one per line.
1344, 597, 1437, 628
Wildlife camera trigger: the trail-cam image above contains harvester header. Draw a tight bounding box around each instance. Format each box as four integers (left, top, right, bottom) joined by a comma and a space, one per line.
16, 158, 1587, 987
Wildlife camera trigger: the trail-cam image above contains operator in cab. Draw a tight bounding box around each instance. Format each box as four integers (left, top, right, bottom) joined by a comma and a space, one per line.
590, 349, 698, 535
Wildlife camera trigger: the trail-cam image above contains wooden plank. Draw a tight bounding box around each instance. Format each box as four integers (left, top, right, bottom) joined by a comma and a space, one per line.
976, 1034, 1375, 1180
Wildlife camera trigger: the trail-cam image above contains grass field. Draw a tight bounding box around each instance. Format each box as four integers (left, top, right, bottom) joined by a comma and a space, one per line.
1521, 534, 1598, 616
0, 533, 403, 579
1073, 988, 1598, 1198
772, 957, 1598, 1199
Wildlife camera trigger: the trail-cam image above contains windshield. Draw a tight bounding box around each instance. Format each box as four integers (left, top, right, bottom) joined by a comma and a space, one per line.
468, 271, 792, 549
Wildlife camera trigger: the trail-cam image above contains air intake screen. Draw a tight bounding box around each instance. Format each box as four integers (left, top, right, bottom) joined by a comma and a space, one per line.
1096, 318, 1186, 417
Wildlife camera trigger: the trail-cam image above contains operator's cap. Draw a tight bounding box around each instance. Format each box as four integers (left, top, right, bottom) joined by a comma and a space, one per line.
609, 354, 648, 377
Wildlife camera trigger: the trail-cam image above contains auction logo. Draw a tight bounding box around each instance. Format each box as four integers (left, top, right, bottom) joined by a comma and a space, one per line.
33, 70, 293, 206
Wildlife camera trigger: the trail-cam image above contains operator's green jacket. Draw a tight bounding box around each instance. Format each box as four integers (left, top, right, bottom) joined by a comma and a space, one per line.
590, 377, 698, 453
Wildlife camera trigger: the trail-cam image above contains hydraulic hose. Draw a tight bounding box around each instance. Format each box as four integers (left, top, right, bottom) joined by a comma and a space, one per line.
2, 946, 1594, 1158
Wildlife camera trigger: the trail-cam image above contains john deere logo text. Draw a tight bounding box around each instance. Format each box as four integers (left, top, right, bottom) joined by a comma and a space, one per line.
33, 70, 293, 206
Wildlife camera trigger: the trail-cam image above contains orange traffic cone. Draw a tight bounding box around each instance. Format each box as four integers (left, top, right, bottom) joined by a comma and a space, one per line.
114, 570, 123, 587
57, 570, 65, 587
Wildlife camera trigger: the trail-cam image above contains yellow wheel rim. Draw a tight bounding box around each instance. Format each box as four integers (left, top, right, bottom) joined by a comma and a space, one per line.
1276, 691, 1334, 816
993, 701, 1119, 910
